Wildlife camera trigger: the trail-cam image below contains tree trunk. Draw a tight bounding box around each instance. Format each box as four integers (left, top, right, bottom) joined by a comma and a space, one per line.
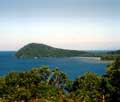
102, 95, 105, 102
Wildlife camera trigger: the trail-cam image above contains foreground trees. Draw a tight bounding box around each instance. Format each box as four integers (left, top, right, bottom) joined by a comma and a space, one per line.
106, 58, 120, 102
71, 72, 102, 102
0, 58, 120, 102
0, 66, 68, 102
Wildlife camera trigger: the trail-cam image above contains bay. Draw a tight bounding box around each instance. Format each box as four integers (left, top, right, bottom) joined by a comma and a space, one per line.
0, 51, 109, 79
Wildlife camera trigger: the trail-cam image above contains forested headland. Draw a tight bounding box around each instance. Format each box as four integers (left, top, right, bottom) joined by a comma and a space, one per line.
15, 43, 120, 61
15, 43, 89, 58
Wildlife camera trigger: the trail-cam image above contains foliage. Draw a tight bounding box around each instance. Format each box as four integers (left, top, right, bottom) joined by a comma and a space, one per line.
71, 72, 102, 102
15, 43, 89, 58
0, 66, 68, 102
0, 58, 120, 102
105, 58, 120, 102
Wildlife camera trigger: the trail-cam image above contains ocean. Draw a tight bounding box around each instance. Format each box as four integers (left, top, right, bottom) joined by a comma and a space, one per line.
0, 51, 109, 80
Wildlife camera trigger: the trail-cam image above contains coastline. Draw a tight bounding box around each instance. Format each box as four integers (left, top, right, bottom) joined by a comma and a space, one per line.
71, 56, 113, 64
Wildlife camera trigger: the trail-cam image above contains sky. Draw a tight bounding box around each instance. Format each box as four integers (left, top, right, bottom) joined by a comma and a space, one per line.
0, 0, 120, 51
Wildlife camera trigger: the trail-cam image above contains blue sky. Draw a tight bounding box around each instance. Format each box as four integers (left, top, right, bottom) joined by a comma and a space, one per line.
0, 0, 120, 50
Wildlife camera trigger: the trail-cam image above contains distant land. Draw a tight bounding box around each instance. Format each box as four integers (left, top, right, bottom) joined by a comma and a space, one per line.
16, 43, 120, 60
100, 50, 120, 60
16, 43, 90, 58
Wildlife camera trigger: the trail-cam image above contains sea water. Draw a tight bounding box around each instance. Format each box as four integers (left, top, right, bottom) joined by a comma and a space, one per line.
0, 51, 109, 80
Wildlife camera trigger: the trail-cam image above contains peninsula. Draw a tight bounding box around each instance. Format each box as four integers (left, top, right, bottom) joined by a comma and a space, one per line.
16, 43, 120, 60
16, 43, 89, 58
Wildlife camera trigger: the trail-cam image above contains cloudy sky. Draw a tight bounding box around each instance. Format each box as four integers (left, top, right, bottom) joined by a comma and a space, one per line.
0, 0, 120, 50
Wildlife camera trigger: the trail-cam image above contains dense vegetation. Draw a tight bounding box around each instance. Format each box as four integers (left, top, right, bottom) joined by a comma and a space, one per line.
95, 50, 120, 60
108, 50, 120, 54
0, 58, 120, 102
16, 43, 120, 60
100, 54, 120, 60
16, 43, 89, 58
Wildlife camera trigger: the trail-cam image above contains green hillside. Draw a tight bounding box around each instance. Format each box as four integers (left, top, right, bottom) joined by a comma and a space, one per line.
100, 50, 120, 60
16, 43, 89, 58
108, 50, 120, 54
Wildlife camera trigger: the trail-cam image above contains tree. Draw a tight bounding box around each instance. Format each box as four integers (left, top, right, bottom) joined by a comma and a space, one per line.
106, 58, 120, 102
49, 68, 68, 89
0, 77, 6, 98
72, 72, 102, 102
100, 76, 113, 102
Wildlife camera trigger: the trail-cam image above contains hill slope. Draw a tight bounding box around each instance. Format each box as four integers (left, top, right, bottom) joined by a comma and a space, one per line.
16, 43, 89, 58
100, 50, 120, 60
108, 50, 120, 54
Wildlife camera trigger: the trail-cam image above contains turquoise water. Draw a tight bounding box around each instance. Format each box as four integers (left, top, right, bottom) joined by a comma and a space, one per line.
0, 52, 108, 79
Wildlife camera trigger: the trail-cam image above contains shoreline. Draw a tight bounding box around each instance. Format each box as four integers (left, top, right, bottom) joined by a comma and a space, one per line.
71, 56, 113, 64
